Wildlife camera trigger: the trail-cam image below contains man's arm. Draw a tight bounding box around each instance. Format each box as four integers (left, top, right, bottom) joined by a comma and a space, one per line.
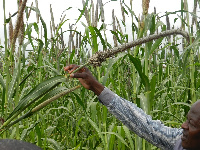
98, 87, 182, 150
64, 64, 182, 150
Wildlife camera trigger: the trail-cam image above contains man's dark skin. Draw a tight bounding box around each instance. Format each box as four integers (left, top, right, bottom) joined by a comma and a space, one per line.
64, 64, 200, 149
181, 100, 200, 149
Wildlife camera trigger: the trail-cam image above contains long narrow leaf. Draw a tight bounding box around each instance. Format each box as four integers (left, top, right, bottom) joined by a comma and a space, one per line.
93, 27, 106, 50
0, 74, 5, 89
128, 54, 150, 91
102, 131, 129, 148
7, 75, 66, 119
123, 126, 134, 149
87, 118, 105, 147
89, 26, 98, 53
34, 86, 68, 107
0, 74, 6, 114
29, 7, 48, 50
76, 0, 89, 24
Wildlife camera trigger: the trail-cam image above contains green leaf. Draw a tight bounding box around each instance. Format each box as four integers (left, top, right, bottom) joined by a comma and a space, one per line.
138, 93, 149, 114
46, 138, 62, 150
123, 2, 138, 22
33, 22, 39, 34
150, 38, 163, 55
102, 131, 129, 148
34, 86, 68, 107
46, 126, 56, 137
7, 63, 20, 103
108, 125, 116, 150
128, 55, 150, 91
35, 125, 42, 146
55, 19, 69, 38
117, 126, 125, 149
76, 0, 89, 24
37, 39, 44, 57
19, 69, 35, 86
172, 102, 191, 108
122, 5, 128, 15
7, 76, 66, 120
155, 21, 165, 30
87, 118, 105, 146
5, 11, 18, 23
26, 23, 36, 51
110, 30, 122, 44
90, 102, 97, 121
0, 74, 5, 90
150, 75, 157, 108
44, 60, 61, 75
0, 74, 6, 114
72, 92, 85, 110
29, 7, 48, 50
69, 49, 76, 64
89, 26, 98, 53
123, 126, 134, 149
20, 120, 40, 140
170, 45, 179, 58
85, 27, 91, 45
93, 27, 106, 50
150, 14, 156, 34
102, 53, 126, 85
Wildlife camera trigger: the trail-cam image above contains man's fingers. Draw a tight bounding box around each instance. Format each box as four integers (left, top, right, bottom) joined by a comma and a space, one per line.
64, 66, 70, 71
64, 64, 80, 73
69, 66, 79, 74
71, 73, 86, 79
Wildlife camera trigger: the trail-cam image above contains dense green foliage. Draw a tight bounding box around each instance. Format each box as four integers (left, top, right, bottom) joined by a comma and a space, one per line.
0, 0, 200, 149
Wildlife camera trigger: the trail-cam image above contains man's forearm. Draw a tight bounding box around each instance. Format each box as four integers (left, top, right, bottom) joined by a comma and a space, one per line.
98, 87, 183, 150
90, 80, 104, 96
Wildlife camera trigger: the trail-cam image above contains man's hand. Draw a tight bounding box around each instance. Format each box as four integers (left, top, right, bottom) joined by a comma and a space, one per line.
64, 64, 104, 96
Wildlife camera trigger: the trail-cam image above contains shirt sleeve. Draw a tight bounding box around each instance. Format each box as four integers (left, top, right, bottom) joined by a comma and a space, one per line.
98, 87, 183, 150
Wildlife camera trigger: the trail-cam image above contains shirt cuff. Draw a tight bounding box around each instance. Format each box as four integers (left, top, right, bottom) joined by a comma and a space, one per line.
98, 87, 116, 106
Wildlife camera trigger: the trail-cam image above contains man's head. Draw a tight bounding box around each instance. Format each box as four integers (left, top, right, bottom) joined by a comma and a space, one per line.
181, 100, 200, 149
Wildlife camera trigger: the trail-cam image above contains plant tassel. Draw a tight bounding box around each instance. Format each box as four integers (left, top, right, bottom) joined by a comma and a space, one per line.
88, 29, 190, 67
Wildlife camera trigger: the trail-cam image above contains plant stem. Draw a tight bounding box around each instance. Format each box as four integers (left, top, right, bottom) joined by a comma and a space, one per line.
3, 0, 9, 118
32, 85, 81, 113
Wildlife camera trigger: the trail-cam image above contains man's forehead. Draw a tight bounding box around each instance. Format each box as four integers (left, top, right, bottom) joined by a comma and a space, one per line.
193, 100, 200, 106
190, 101, 200, 124
191, 100, 200, 109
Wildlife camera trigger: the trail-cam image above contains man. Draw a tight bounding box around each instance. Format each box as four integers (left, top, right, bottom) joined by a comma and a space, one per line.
64, 64, 200, 150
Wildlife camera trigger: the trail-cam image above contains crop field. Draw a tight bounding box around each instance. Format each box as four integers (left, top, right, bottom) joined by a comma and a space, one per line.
0, 0, 200, 149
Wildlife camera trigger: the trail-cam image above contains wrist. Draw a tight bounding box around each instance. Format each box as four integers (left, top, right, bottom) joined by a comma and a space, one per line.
90, 81, 104, 96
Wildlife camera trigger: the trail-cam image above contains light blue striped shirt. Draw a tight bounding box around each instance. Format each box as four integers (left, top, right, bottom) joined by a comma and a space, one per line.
98, 87, 183, 150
